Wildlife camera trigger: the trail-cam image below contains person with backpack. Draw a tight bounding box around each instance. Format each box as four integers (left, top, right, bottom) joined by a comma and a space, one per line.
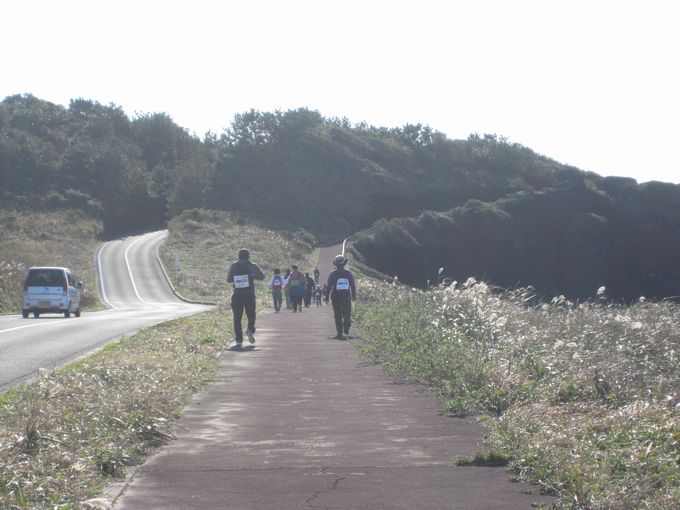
324, 254, 356, 339
227, 248, 265, 349
268, 268, 285, 312
286, 264, 306, 312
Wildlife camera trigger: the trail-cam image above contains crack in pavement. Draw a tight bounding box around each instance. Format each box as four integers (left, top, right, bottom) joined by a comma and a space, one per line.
303, 467, 347, 510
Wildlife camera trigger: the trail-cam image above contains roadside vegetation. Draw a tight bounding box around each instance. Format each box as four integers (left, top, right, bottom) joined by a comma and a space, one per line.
0, 308, 229, 509
2, 93, 599, 242
158, 208, 319, 307
0, 208, 320, 508
4, 91, 679, 509
353, 275, 680, 509
5, 93, 680, 302
0, 210, 103, 315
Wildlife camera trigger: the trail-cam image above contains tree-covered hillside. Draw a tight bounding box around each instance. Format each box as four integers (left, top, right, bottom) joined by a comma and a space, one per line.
3, 93, 680, 301
0, 94, 206, 234
2, 94, 584, 239
350, 181, 680, 301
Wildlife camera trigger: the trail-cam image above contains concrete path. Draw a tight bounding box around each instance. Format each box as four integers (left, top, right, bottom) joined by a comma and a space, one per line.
112, 248, 550, 509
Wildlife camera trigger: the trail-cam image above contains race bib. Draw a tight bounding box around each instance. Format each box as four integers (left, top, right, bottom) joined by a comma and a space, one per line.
234, 274, 250, 288
336, 278, 350, 291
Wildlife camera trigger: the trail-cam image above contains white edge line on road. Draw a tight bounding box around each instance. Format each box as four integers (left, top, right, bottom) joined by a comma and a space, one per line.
97, 241, 115, 309
124, 235, 152, 305
0, 319, 72, 335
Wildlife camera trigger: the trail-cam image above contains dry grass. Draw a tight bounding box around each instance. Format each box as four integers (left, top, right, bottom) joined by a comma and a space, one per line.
0, 209, 321, 508
158, 209, 319, 307
0, 210, 103, 314
354, 276, 680, 509
0, 309, 229, 509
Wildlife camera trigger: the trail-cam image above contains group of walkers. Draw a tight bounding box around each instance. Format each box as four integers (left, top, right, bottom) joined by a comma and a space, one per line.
226, 249, 356, 349
267, 266, 325, 313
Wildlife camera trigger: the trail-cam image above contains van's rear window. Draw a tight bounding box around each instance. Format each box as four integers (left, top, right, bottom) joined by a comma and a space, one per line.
26, 269, 64, 287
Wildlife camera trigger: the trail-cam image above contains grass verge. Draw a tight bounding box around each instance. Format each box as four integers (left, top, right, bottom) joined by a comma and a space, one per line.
455, 449, 510, 467
158, 208, 319, 307
353, 275, 680, 509
0, 308, 230, 509
0, 210, 103, 314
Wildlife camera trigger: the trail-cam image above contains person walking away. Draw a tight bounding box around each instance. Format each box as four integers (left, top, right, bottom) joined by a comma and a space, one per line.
268, 268, 285, 312
287, 265, 306, 312
283, 268, 292, 309
304, 272, 314, 307
324, 254, 356, 339
227, 248, 265, 348
313, 267, 320, 284
314, 284, 323, 306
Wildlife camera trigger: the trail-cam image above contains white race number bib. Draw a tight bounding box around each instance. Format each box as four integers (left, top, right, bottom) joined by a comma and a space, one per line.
234, 274, 250, 289
336, 278, 350, 291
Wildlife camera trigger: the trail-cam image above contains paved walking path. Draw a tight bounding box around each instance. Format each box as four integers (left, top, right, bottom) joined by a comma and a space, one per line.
112, 247, 550, 509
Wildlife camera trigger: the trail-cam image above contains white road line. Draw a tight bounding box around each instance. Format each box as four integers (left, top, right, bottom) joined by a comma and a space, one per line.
123, 231, 178, 306
124, 235, 152, 305
0, 319, 71, 335
97, 241, 115, 309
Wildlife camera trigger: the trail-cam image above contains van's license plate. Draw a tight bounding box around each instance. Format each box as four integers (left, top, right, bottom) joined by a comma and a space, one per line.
39, 301, 51, 308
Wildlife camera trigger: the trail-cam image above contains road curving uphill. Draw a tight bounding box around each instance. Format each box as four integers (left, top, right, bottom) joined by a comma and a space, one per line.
0, 230, 209, 391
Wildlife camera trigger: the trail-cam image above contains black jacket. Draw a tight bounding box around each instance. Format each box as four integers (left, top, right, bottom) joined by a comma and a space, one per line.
227, 259, 265, 294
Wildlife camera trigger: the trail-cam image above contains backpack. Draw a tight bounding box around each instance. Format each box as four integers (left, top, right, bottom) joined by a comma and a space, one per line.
272, 276, 283, 291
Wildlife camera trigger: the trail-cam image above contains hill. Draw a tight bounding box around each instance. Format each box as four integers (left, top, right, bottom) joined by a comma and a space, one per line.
349, 180, 680, 301
0, 94, 205, 235
2, 94, 589, 240
3, 93, 680, 300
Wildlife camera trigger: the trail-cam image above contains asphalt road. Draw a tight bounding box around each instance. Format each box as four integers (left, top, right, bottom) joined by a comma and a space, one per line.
0, 231, 209, 391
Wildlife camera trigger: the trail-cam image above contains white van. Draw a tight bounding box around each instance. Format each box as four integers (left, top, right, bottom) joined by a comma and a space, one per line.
21, 266, 82, 318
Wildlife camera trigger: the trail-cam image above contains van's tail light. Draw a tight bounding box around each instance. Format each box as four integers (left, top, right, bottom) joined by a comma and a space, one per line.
63, 277, 68, 293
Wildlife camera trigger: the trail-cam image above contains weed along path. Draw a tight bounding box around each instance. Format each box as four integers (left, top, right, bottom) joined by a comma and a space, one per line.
112, 247, 550, 509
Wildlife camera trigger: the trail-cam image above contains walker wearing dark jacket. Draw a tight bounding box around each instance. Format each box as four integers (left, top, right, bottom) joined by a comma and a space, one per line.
227, 248, 265, 347
324, 254, 356, 340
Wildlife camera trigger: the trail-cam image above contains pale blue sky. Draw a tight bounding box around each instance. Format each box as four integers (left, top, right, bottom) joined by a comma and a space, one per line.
2, 0, 678, 183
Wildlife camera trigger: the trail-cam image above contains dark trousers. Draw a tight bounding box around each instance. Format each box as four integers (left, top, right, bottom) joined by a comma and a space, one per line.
332, 295, 352, 335
231, 292, 256, 342
292, 295, 303, 311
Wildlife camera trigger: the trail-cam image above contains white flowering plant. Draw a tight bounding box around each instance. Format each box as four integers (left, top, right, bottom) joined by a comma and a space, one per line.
354, 275, 680, 509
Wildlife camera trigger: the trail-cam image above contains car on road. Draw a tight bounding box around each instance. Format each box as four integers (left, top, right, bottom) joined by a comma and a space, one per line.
21, 266, 82, 318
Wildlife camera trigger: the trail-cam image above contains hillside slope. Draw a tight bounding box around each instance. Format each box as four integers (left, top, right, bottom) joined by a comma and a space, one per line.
1, 95, 589, 240
4, 94, 680, 301
350, 180, 680, 301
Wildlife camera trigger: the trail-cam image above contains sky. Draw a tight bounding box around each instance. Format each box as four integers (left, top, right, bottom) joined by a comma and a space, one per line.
2, 0, 678, 184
